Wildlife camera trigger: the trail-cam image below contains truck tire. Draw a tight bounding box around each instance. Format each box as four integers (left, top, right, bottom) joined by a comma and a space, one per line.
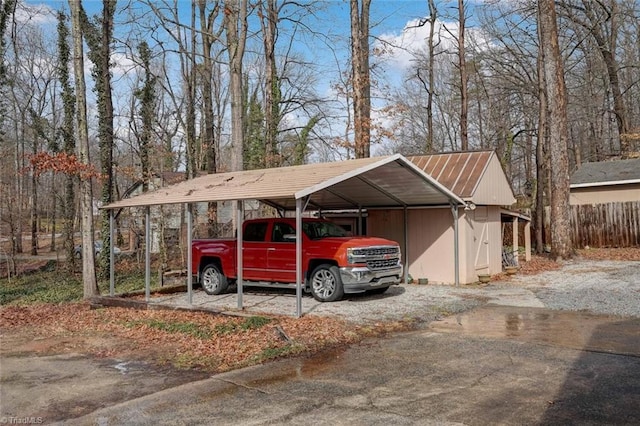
310, 264, 344, 302
201, 263, 228, 295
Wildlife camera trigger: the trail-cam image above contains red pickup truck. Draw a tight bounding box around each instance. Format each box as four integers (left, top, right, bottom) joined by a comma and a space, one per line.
192, 217, 403, 302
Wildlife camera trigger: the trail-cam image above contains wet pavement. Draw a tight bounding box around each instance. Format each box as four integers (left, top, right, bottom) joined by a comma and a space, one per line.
57, 306, 640, 425
430, 305, 640, 356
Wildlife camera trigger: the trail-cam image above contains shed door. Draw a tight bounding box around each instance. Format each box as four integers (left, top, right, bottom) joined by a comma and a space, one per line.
473, 207, 490, 273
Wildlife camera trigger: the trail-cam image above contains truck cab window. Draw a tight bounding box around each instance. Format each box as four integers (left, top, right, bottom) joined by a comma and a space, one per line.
272, 223, 296, 242
244, 222, 268, 242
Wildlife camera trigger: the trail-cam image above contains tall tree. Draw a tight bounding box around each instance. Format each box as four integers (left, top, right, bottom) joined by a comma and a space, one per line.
1, 0, 16, 262
457, 0, 468, 150
538, 0, 573, 259
56, 10, 77, 265
224, 0, 249, 172
80, 0, 116, 280
198, 1, 223, 237
426, 0, 437, 152
69, 0, 98, 297
135, 41, 155, 193
535, 5, 548, 255
259, 0, 281, 167
198, 0, 223, 175
350, 0, 371, 158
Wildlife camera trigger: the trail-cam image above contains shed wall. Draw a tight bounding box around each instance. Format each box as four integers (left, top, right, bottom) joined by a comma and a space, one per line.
368, 206, 504, 285
464, 206, 503, 278
471, 157, 517, 206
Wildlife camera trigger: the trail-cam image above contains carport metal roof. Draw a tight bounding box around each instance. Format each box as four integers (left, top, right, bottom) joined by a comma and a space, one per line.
102, 154, 465, 211
102, 154, 467, 318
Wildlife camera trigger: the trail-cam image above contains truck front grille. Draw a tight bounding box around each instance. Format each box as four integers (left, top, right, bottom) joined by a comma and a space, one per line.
350, 246, 400, 257
349, 246, 401, 270
367, 258, 400, 270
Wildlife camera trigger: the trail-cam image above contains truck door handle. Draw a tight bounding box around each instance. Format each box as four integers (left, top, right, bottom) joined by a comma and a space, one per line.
267, 248, 276, 251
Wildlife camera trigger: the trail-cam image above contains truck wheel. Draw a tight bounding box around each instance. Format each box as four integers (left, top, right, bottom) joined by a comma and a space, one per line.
201, 264, 228, 295
310, 265, 344, 302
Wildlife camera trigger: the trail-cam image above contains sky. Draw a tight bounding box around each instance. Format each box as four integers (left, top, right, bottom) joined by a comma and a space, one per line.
19, 0, 473, 74
17, 0, 478, 158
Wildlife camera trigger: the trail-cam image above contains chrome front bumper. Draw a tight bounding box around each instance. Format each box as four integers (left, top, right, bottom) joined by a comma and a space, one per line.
339, 265, 403, 293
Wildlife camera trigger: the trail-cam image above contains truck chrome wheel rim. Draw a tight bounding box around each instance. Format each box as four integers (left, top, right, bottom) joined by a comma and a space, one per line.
202, 268, 220, 292
312, 269, 336, 298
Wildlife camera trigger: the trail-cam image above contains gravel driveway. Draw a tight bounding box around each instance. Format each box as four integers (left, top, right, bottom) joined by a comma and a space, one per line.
151, 258, 640, 322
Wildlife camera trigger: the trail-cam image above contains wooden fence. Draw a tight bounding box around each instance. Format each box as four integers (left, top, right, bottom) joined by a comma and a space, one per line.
570, 201, 640, 248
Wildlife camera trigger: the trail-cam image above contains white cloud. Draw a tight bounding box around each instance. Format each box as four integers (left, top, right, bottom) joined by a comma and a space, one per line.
111, 52, 137, 76
15, 1, 57, 26
376, 16, 491, 74
376, 18, 458, 72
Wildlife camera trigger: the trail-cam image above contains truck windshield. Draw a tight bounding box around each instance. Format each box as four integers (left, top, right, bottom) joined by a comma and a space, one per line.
303, 221, 349, 240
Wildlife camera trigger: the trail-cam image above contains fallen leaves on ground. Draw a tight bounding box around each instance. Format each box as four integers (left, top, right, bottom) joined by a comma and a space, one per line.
0, 303, 408, 373
576, 247, 640, 261
518, 255, 562, 275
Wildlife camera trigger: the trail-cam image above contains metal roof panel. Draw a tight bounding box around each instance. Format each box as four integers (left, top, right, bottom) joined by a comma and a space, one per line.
103, 155, 464, 210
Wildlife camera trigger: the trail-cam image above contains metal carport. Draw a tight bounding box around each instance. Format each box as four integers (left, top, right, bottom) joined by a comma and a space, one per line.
102, 154, 466, 317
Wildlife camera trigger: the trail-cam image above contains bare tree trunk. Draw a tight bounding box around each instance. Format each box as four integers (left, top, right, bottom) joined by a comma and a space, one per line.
186, 1, 198, 179
535, 57, 547, 254
69, 0, 98, 297
199, 1, 222, 237
538, 0, 573, 260
99, 1, 115, 280
49, 178, 56, 252
56, 10, 77, 265
350, 0, 371, 158
458, 0, 468, 151
426, 0, 437, 153
224, 0, 248, 172
30, 159, 38, 255
260, 0, 280, 167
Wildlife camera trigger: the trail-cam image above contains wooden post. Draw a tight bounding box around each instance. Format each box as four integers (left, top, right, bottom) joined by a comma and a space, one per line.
524, 220, 532, 261
512, 217, 519, 265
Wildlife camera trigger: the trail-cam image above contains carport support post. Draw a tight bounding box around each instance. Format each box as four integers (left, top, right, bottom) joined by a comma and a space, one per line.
403, 207, 409, 283
236, 200, 244, 310
295, 197, 303, 318
109, 209, 115, 296
187, 203, 193, 305
145, 206, 151, 301
451, 202, 460, 287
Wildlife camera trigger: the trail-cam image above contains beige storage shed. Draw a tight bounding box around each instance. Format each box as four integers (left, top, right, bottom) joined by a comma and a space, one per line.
367, 151, 519, 284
